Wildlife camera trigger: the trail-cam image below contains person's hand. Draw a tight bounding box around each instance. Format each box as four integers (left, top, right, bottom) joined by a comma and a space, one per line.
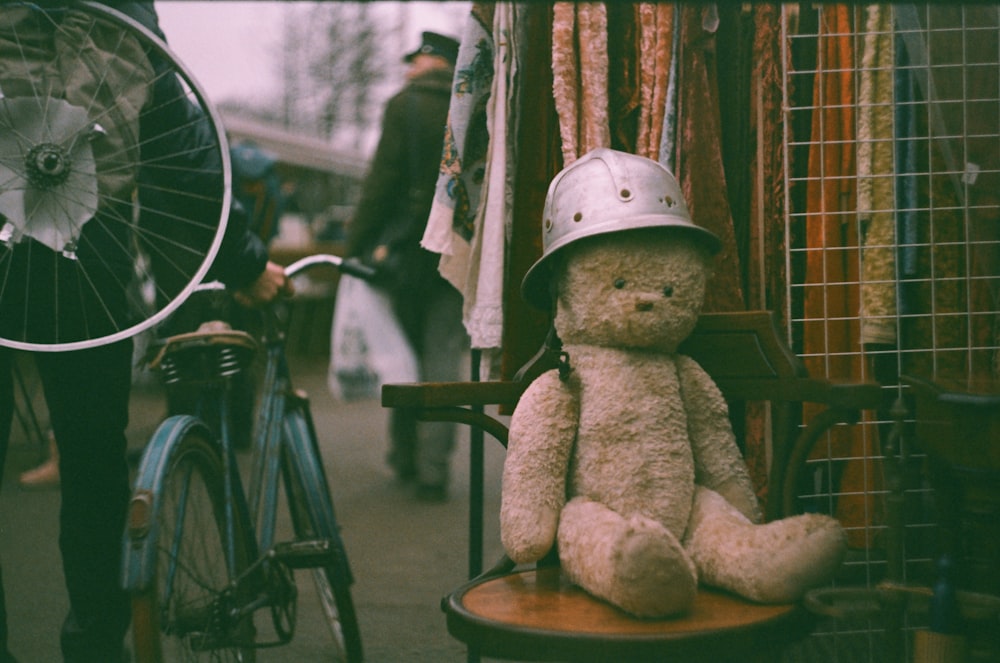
233, 261, 294, 308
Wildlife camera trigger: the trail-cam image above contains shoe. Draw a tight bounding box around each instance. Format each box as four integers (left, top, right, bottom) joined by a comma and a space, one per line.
415, 483, 448, 503
387, 450, 416, 483
18, 456, 60, 489
19, 433, 60, 490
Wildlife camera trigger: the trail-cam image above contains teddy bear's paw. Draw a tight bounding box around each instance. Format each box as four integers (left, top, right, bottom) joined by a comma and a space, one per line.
611, 519, 699, 616
501, 506, 560, 564
733, 514, 847, 604
688, 508, 847, 604
562, 514, 697, 618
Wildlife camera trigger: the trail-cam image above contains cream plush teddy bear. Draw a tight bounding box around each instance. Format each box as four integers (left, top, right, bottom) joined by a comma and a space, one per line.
500, 148, 847, 617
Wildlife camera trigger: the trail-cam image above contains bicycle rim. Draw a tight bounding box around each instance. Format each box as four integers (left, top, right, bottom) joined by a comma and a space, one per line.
282, 404, 363, 663
131, 430, 256, 662
0, 1, 229, 351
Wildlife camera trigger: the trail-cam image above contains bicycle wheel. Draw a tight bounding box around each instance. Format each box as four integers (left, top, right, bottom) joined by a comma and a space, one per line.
281, 397, 363, 663
0, 2, 229, 351
129, 417, 257, 662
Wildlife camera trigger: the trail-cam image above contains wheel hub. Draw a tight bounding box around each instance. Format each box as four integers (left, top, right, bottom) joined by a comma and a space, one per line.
25, 142, 73, 189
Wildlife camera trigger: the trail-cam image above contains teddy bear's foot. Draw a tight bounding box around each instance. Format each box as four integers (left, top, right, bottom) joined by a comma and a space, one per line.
685, 487, 847, 603
558, 497, 697, 617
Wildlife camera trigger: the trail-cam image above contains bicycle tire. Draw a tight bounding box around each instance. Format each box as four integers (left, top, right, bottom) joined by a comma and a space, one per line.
129, 417, 257, 662
281, 398, 363, 663
0, 1, 229, 351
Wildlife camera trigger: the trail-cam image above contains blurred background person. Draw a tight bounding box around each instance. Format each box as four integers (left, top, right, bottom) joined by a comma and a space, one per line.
345, 31, 468, 502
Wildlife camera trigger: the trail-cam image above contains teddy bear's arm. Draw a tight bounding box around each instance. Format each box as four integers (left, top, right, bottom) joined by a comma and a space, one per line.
500, 369, 580, 563
677, 355, 763, 523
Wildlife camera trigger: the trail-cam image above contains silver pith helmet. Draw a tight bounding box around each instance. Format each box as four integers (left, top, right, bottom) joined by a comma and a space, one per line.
520, 148, 721, 309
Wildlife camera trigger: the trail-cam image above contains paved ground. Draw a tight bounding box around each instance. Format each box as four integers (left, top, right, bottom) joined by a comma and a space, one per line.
2, 349, 508, 662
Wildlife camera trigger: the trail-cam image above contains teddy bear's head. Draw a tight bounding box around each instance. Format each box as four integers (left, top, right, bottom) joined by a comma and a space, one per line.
552, 229, 712, 352
521, 148, 721, 352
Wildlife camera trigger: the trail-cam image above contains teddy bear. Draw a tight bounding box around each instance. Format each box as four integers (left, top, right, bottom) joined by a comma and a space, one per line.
500, 148, 847, 617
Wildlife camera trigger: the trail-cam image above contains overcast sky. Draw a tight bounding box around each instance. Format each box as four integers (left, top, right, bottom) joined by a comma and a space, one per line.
155, 2, 469, 106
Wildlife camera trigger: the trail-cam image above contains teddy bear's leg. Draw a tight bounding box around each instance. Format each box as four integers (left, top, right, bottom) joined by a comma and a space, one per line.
683, 486, 847, 603
557, 496, 698, 617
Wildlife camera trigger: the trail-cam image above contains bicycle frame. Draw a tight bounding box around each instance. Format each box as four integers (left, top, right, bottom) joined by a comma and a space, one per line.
248, 304, 303, 557
122, 254, 371, 641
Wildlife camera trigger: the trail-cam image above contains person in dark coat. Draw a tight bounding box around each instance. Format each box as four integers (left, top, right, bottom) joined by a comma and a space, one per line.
346, 31, 468, 502
0, 3, 291, 661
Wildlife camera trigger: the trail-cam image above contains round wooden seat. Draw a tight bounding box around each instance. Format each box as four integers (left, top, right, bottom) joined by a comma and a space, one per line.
444, 566, 814, 662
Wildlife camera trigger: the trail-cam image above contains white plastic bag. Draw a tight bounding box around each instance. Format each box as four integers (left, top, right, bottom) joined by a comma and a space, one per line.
328, 275, 419, 401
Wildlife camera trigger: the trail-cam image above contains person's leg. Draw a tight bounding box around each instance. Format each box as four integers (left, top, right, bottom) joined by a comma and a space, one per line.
388, 406, 418, 481
414, 285, 467, 500
387, 285, 424, 484
36, 340, 133, 663
0, 350, 19, 662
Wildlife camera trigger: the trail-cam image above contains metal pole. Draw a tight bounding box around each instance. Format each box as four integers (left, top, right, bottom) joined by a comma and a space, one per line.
469, 348, 484, 580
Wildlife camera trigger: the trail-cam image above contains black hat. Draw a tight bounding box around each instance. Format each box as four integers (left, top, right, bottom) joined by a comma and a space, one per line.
404, 31, 460, 65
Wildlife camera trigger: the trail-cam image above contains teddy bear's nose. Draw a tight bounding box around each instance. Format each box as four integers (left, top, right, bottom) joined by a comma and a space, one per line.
635, 297, 656, 312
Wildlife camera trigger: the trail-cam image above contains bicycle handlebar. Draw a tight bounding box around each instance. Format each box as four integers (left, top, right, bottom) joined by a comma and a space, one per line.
285, 254, 378, 281
191, 254, 377, 295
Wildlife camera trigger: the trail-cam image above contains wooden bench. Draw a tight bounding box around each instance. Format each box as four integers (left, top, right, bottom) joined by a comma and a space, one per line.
383, 310, 881, 662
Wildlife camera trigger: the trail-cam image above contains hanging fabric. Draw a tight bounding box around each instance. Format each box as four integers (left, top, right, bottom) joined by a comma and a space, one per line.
803, 4, 860, 384
895, 4, 1000, 379
658, 7, 682, 171
743, 1, 787, 503
422, 3, 522, 375
802, 4, 881, 549
458, 4, 518, 358
551, 1, 610, 164
673, 3, 744, 313
634, 3, 674, 160
858, 5, 897, 347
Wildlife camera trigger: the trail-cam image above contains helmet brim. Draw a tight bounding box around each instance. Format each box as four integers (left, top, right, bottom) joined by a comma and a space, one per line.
519, 218, 722, 310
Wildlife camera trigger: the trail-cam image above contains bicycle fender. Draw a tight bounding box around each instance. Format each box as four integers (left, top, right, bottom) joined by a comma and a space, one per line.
120, 414, 216, 592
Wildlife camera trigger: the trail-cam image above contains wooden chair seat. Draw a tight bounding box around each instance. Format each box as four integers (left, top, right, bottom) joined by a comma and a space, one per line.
445, 566, 813, 662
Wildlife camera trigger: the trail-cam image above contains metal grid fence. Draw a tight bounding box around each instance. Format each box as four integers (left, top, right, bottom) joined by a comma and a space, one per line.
779, 4, 999, 661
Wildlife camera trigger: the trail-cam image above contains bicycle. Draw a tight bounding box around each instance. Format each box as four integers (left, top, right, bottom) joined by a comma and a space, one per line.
122, 254, 375, 662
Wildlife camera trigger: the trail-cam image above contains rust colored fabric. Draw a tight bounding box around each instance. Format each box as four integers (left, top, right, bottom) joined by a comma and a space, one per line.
607, 3, 673, 158
500, 3, 558, 383
802, 5, 880, 549
635, 3, 674, 160
674, 4, 744, 313
607, 2, 639, 153
743, 3, 787, 505
551, 2, 610, 164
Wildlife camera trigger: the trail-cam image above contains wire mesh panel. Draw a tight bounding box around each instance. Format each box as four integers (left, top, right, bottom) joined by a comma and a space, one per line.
779, 4, 1000, 662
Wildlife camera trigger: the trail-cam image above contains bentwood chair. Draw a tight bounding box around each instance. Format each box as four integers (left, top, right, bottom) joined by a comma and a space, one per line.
383, 310, 881, 662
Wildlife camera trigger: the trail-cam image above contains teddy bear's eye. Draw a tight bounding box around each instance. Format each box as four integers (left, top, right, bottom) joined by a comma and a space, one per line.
662, 285, 674, 297
614, 278, 626, 289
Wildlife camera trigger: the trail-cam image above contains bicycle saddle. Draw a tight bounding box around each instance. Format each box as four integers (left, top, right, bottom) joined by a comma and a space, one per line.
147, 320, 257, 381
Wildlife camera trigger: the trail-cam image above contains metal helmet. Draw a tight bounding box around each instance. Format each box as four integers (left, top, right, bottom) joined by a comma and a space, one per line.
520, 148, 721, 309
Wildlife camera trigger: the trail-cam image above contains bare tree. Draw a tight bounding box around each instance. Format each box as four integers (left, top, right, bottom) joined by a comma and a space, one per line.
224, 2, 468, 149
275, 3, 388, 146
